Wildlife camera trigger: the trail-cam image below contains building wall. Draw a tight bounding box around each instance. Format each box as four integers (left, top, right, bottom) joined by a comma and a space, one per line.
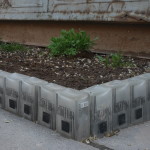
0, 0, 149, 23
0, 21, 150, 54
0, 0, 150, 54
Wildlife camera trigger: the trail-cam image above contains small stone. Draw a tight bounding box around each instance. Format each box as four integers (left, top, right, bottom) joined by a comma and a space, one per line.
85, 139, 90, 144
55, 72, 59, 75
4, 120, 10, 123
55, 66, 59, 69
87, 59, 91, 64
81, 59, 85, 62
95, 58, 99, 62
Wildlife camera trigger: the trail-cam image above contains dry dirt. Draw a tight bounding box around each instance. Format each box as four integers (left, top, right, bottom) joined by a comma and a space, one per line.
0, 46, 149, 90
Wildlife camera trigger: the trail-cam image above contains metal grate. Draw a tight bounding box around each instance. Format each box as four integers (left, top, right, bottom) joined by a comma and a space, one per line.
24, 104, 31, 115
9, 99, 17, 109
99, 121, 107, 134
61, 120, 70, 133
42, 112, 50, 124
135, 108, 143, 120
0, 96, 2, 104
118, 113, 126, 126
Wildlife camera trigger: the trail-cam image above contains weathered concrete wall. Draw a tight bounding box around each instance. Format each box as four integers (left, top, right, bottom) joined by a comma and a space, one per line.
0, 0, 150, 54
0, 0, 149, 23
0, 21, 150, 54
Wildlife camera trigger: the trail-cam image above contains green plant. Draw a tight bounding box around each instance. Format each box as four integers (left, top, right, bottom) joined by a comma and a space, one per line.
97, 53, 133, 68
0, 42, 27, 52
48, 29, 96, 56
97, 55, 110, 67
111, 53, 124, 67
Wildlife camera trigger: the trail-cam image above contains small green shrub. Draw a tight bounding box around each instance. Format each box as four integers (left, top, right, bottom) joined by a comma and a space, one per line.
97, 53, 133, 68
0, 42, 27, 52
48, 29, 96, 56
111, 53, 124, 67
97, 55, 110, 67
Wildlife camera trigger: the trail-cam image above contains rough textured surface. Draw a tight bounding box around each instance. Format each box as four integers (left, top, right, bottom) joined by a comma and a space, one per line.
0, 21, 150, 54
1, 108, 150, 150
0, 0, 149, 22
0, 108, 97, 150
95, 121, 150, 150
0, 47, 149, 90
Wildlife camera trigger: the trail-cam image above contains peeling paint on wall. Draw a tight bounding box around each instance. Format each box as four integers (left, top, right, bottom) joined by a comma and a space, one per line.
0, 0, 149, 22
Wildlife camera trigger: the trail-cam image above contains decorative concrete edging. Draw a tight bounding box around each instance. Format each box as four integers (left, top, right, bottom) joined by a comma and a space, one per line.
0, 70, 149, 141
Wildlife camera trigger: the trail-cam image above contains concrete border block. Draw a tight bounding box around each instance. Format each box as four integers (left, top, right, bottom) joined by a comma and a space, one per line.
56, 88, 90, 141
37, 83, 66, 130
0, 70, 150, 141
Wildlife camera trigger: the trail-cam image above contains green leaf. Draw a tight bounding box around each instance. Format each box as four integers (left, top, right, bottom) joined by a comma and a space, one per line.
48, 28, 97, 56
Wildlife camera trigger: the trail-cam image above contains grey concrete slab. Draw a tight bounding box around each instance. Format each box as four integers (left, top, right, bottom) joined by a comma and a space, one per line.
95, 121, 150, 150
2, 107, 150, 150
0, 108, 97, 150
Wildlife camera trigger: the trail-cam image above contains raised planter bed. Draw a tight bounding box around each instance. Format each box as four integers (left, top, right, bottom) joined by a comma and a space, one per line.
0, 45, 150, 141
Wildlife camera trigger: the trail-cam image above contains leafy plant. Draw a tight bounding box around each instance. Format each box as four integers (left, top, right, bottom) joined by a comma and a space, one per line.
0, 42, 27, 52
48, 29, 96, 56
97, 55, 110, 67
97, 53, 133, 68
110, 53, 124, 67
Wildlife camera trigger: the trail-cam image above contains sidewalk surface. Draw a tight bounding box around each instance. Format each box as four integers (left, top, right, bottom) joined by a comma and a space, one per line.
95, 121, 150, 150
1, 108, 150, 150
0, 108, 97, 150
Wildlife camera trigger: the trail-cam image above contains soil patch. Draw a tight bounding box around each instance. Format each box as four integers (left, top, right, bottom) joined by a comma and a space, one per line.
0, 46, 149, 90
